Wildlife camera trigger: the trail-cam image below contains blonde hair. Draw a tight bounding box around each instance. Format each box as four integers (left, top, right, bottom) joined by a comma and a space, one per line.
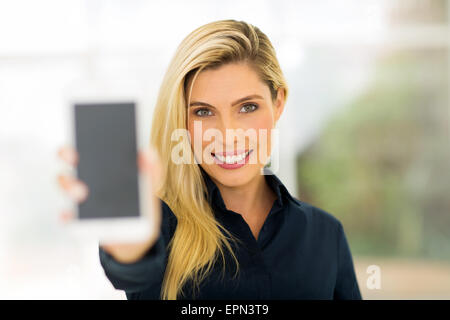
150, 19, 289, 300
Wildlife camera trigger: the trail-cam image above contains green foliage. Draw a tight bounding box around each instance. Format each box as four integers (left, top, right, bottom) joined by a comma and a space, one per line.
296, 50, 449, 259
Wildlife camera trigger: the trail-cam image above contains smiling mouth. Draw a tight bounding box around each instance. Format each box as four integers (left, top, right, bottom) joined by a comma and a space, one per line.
211, 149, 252, 164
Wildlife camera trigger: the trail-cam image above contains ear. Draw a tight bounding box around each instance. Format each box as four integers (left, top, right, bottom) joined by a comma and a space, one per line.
274, 88, 286, 123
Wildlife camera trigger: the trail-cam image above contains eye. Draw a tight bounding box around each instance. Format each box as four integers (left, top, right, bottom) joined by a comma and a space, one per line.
194, 108, 213, 117
239, 103, 258, 113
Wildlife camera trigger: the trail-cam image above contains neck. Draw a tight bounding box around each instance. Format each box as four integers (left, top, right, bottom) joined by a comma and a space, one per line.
212, 173, 276, 218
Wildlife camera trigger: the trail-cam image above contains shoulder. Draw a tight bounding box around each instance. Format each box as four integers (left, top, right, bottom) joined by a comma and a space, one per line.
160, 198, 175, 216
286, 197, 343, 234
269, 171, 342, 233
159, 198, 177, 220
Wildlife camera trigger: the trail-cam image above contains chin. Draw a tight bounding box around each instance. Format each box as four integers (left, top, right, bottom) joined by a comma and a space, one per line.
206, 164, 261, 188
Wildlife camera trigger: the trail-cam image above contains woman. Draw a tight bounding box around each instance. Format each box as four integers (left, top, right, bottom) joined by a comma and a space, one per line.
57, 19, 362, 300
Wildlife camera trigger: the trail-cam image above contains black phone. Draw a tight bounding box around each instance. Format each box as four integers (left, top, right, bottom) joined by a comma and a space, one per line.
73, 102, 141, 220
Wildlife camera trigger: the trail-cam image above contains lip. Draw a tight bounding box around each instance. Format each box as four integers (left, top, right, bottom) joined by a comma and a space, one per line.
212, 149, 248, 157
212, 149, 253, 170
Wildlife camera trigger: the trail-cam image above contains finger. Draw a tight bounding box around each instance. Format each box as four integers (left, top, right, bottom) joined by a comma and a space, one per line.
137, 151, 148, 172
138, 149, 162, 226
57, 174, 89, 203
59, 209, 75, 224
138, 149, 155, 173
58, 145, 79, 166
139, 148, 162, 183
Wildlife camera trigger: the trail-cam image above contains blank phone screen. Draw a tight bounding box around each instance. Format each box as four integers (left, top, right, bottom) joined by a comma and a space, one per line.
74, 102, 140, 219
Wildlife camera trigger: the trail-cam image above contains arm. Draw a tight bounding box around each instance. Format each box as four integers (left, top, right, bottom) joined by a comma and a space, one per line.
98, 199, 175, 294
99, 232, 166, 293
333, 221, 363, 300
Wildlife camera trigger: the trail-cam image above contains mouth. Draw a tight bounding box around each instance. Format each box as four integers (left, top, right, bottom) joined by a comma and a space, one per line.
211, 149, 253, 168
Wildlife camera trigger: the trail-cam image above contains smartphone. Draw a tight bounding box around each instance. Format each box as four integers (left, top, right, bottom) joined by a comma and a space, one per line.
68, 101, 152, 243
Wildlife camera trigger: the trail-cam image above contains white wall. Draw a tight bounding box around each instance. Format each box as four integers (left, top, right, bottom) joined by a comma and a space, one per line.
0, 0, 421, 299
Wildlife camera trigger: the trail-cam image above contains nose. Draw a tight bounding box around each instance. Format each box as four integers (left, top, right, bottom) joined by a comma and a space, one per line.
217, 114, 247, 151
218, 113, 238, 133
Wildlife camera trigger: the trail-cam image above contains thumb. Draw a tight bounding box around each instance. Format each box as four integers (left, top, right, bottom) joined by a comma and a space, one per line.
139, 147, 162, 190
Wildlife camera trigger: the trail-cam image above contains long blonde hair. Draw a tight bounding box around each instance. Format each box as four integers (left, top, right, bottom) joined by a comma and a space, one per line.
150, 19, 289, 300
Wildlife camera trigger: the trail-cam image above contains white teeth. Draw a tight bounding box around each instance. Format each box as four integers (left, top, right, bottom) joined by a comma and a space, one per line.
214, 150, 250, 164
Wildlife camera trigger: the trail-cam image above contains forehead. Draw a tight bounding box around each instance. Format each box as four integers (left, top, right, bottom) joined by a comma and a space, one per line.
188, 62, 270, 102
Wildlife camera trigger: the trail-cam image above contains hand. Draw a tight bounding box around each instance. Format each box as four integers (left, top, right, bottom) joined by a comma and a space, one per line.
56, 145, 163, 264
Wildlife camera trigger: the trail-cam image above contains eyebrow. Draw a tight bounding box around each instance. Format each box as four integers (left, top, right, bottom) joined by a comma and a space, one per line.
189, 94, 264, 108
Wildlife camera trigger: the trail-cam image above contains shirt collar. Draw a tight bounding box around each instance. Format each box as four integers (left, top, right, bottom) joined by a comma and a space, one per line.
200, 166, 298, 213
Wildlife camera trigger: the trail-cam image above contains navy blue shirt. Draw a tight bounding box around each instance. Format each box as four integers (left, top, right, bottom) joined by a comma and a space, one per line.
99, 168, 362, 300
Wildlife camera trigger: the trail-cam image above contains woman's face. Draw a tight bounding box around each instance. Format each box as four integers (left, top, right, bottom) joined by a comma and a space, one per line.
186, 62, 285, 188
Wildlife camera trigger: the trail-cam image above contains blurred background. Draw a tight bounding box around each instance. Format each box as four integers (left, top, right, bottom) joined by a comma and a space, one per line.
0, 0, 448, 299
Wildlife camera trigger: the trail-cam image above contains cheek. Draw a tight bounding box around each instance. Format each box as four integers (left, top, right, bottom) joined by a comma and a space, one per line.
188, 119, 215, 149
257, 113, 275, 160
249, 112, 274, 144
188, 119, 217, 165
250, 112, 273, 131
